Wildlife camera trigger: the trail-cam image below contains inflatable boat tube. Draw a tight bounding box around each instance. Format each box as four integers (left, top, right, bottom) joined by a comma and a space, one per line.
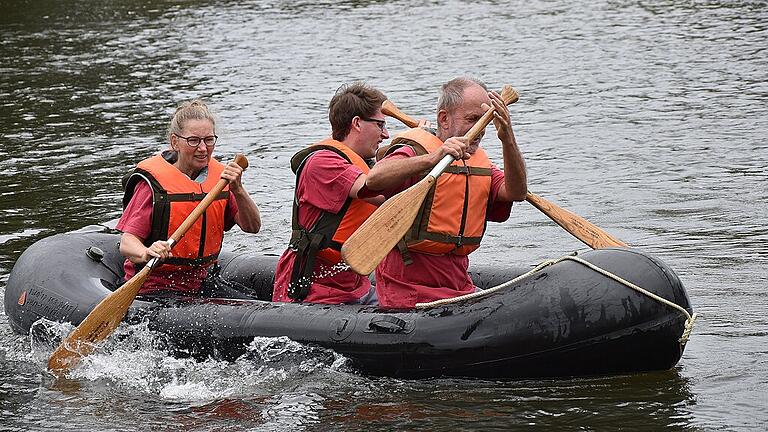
4, 225, 694, 379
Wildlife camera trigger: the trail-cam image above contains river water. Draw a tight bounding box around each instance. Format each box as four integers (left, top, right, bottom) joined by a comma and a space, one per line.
1, 0, 766, 430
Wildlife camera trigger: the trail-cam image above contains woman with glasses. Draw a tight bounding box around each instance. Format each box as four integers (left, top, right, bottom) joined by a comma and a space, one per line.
116, 99, 261, 298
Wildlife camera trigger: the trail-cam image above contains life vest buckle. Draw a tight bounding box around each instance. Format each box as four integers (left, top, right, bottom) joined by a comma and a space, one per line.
289, 229, 310, 253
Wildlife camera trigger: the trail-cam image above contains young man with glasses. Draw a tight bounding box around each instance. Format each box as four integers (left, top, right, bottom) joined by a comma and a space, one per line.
117, 99, 261, 298
364, 77, 528, 308
272, 82, 389, 304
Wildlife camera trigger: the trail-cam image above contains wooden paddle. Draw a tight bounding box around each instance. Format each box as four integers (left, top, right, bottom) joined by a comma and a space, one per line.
524, 192, 627, 248
340, 86, 520, 275
381, 99, 628, 250
47, 154, 249, 374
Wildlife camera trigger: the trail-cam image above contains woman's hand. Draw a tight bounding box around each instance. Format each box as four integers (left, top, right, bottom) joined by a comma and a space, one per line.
221, 161, 245, 192
120, 233, 171, 264
143, 240, 171, 263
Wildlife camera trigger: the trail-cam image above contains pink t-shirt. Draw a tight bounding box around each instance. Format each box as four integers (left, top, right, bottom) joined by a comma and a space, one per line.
272, 150, 372, 304
116, 181, 238, 295
374, 146, 512, 308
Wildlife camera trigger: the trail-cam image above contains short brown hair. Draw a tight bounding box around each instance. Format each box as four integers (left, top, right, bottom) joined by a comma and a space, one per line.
328, 82, 386, 141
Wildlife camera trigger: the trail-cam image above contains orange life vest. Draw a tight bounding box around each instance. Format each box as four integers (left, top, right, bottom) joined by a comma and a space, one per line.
287, 139, 378, 300
387, 128, 493, 256
122, 152, 230, 272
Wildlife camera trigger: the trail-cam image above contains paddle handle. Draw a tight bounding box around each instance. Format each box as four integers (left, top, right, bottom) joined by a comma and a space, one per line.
381, 100, 420, 128
465, 85, 519, 143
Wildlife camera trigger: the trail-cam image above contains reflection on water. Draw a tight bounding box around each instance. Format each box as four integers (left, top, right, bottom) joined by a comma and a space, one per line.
326, 371, 697, 431
1, 0, 768, 430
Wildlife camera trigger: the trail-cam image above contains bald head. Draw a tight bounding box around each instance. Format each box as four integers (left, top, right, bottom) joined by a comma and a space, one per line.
437, 77, 488, 114
436, 77, 491, 146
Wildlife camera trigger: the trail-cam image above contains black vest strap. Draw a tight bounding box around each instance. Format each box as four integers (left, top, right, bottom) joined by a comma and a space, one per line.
395, 238, 413, 266
419, 232, 483, 245
286, 147, 353, 301
123, 168, 171, 245
444, 166, 492, 176
164, 252, 220, 267
165, 191, 229, 202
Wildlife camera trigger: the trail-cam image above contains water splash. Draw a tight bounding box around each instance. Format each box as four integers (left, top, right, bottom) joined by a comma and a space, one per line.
26, 317, 351, 403
311, 261, 352, 280
285, 260, 358, 299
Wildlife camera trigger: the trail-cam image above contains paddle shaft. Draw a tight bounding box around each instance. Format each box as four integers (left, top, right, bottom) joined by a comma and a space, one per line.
381, 100, 419, 128
381, 100, 628, 250
525, 191, 627, 248
48, 154, 248, 374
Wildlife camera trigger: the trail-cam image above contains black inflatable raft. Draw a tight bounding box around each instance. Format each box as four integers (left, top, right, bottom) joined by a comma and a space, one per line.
4, 225, 694, 379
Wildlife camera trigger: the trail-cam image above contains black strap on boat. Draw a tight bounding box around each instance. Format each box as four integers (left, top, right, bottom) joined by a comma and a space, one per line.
368, 316, 408, 333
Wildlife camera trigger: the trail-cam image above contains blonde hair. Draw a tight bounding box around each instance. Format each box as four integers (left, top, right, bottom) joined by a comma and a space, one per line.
167, 99, 216, 141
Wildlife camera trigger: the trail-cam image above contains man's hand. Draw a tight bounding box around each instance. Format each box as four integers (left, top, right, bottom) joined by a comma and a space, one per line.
483, 90, 514, 144
436, 136, 469, 162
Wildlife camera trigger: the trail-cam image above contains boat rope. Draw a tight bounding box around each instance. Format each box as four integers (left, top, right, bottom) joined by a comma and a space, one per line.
415, 254, 697, 345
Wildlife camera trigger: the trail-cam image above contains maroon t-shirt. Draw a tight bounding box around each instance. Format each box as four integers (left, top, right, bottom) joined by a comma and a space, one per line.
374, 146, 512, 308
272, 150, 373, 304
116, 181, 238, 294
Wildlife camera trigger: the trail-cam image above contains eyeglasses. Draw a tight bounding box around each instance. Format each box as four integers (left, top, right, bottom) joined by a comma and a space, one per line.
361, 117, 387, 132
174, 134, 218, 147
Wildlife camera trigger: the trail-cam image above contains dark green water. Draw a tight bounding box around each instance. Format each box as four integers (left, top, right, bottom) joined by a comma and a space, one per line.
1, 1, 767, 430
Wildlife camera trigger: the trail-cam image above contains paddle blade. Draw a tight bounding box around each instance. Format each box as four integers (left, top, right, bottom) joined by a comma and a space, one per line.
525, 192, 628, 249
47, 266, 150, 374
341, 176, 436, 275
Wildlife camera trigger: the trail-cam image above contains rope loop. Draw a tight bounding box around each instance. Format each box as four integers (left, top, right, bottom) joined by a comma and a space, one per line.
415, 254, 695, 345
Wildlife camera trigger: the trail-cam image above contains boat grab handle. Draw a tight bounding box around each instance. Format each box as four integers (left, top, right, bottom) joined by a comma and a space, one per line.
368, 316, 408, 333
